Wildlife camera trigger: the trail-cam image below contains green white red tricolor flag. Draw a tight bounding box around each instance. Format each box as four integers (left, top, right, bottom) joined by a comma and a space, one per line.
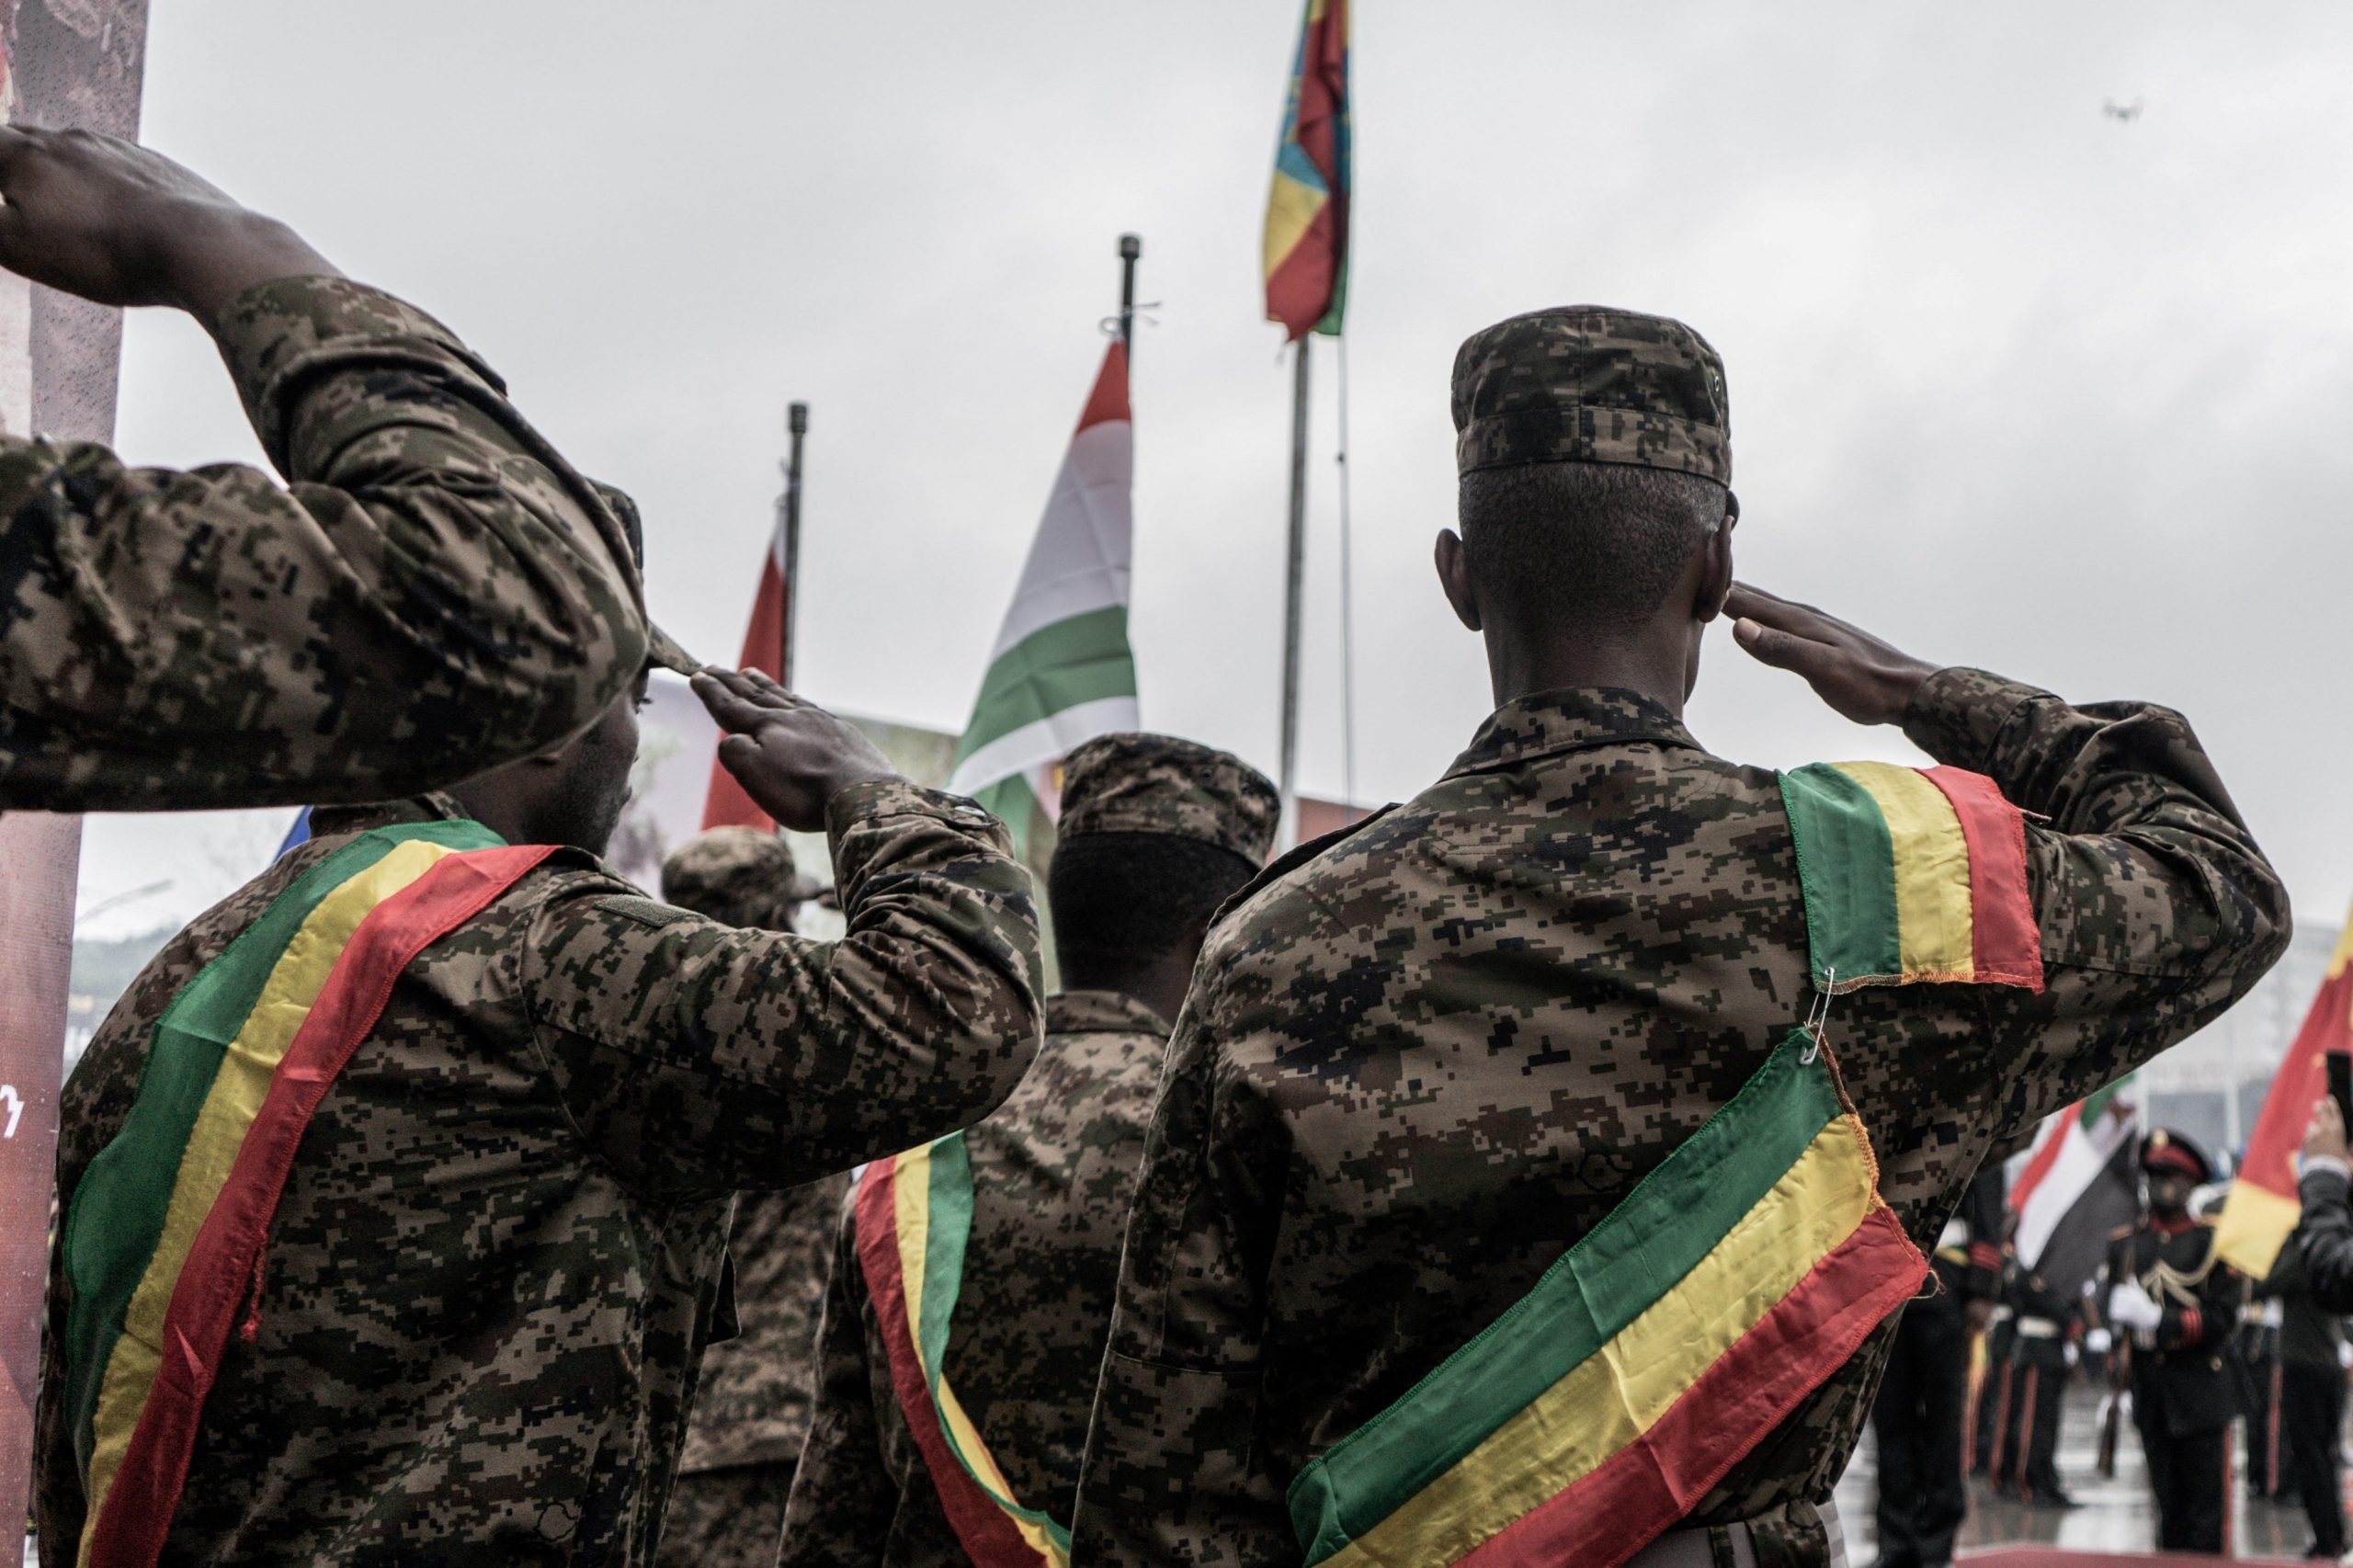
1263, 0, 1350, 340
2213, 908, 2353, 1279
947, 343, 1139, 839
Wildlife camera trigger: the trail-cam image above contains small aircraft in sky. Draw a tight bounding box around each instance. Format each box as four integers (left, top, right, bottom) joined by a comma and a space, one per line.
2102, 97, 2145, 122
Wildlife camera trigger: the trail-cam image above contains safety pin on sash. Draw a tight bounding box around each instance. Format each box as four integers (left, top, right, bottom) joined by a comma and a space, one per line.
1802, 966, 1838, 1063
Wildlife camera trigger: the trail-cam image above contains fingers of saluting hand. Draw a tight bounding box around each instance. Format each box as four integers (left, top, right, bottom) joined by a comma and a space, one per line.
691, 667, 801, 734
1727, 586, 1838, 678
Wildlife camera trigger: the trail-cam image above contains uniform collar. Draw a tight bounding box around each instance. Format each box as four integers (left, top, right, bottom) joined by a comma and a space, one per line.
1440, 687, 1703, 780
307, 792, 473, 841
1046, 989, 1173, 1039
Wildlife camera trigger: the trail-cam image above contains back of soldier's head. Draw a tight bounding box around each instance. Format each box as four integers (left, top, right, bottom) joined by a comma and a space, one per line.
662, 826, 805, 933
1046, 733, 1279, 994
1451, 306, 1733, 636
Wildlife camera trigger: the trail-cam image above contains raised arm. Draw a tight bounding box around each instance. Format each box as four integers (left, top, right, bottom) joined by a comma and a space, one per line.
1730, 585, 2290, 1132
527, 674, 1045, 1197
0, 129, 646, 811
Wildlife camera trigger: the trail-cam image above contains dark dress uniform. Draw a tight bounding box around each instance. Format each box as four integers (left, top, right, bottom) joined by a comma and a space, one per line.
1973, 1279, 2018, 1479
2252, 1231, 2347, 1558
1871, 1166, 2004, 1565
1992, 1261, 2077, 1506
2104, 1132, 2241, 1555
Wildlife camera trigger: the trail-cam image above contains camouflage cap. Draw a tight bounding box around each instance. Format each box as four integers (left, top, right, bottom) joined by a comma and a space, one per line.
593, 481, 700, 675
1059, 733, 1279, 869
1451, 306, 1731, 484
659, 826, 822, 931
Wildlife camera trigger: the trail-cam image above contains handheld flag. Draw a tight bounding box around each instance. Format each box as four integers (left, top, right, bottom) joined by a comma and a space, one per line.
1264, 0, 1350, 341
947, 343, 1139, 845
2213, 908, 2353, 1278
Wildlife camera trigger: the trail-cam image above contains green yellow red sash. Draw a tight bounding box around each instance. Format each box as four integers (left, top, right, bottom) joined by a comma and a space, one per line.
856, 1132, 1071, 1568
59, 822, 551, 1568
1285, 762, 2041, 1567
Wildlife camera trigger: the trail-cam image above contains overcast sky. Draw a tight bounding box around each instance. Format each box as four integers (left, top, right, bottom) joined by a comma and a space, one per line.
73, 1, 2353, 944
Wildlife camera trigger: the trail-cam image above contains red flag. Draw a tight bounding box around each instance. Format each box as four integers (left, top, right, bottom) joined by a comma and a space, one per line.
2213, 909, 2353, 1278
699, 522, 788, 831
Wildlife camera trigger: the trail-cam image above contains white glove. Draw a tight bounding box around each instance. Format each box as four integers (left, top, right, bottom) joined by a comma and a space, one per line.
2109, 1279, 2165, 1333
2086, 1327, 2113, 1356
2064, 1342, 2080, 1369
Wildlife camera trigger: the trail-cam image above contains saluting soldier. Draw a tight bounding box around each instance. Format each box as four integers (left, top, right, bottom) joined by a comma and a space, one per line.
36, 663, 1043, 1566
1069, 306, 2289, 1567
2102, 1131, 2240, 1555
780, 733, 1279, 1567
0, 128, 654, 813
1870, 1165, 2005, 1567
655, 827, 848, 1568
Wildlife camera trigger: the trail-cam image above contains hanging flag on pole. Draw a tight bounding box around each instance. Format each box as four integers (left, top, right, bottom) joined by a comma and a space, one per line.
1263, 0, 1351, 340
702, 406, 808, 833
2213, 909, 2353, 1278
2006, 1077, 2140, 1305
947, 341, 1139, 846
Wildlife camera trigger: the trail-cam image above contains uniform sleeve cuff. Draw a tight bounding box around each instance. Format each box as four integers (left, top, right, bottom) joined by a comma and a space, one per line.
210, 276, 500, 473
2302, 1160, 2352, 1199
825, 778, 1011, 846
1899, 667, 2049, 773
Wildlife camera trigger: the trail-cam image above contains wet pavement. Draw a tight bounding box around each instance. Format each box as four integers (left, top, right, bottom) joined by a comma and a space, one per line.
1836, 1380, 2344, 1562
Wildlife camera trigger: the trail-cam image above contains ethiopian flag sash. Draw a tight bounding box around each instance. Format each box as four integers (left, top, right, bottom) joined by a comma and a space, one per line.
1285, 761, 2044, 1568
856, 1133, 1071, 1568
59, 821, 553, 1568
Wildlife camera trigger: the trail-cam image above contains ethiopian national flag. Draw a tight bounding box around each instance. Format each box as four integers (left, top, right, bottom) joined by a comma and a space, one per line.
2214, 906, 2353, 1279
1263, 0, 1350, 340
1287, 1032, 1922, 1567
858, 1134, 1069, 1567
59, 823, 552, 1568
946, 342, 1138, 849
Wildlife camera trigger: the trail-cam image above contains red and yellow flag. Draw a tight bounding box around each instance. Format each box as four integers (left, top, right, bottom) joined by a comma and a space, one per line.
1263, 0, 1350, 341
2214, 906, 2353, 1279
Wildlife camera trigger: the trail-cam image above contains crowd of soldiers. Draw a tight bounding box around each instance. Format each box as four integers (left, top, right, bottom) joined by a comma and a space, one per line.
0, 126, 2326, 1567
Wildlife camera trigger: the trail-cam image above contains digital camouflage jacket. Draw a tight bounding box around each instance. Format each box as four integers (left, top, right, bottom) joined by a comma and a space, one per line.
780, 990, 1174, 1566
676, 1171, 854, 1475
1070, 667, 2288, 1567
37, 782, 1041, 1566
0, 277, 646, 812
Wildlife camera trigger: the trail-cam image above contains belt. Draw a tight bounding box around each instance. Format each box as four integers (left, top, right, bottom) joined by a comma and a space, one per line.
1624, 1498, 1847, 1568
2014, 1316, 2062, 1339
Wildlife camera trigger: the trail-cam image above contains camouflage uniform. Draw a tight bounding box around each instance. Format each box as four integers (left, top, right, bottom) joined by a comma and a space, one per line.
781, 733, 1278, 1567
0, 276, 653, 812
1069, 308, 2290, 1567
656, 827, 847, 1568
37, 781, 1041, 1566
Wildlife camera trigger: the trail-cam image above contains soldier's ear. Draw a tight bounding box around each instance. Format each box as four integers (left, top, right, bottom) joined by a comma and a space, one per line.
1694, 494, 1737, 623
1434, 528, 1481, 632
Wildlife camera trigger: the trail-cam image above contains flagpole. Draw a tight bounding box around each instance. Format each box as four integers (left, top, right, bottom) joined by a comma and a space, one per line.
1279, 338, 1311, 847
1118, 233, 1141, 354
780, 401, 807, 688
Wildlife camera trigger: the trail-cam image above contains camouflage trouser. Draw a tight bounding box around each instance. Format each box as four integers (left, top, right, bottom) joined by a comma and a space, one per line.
656, 1460, 793, 1568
